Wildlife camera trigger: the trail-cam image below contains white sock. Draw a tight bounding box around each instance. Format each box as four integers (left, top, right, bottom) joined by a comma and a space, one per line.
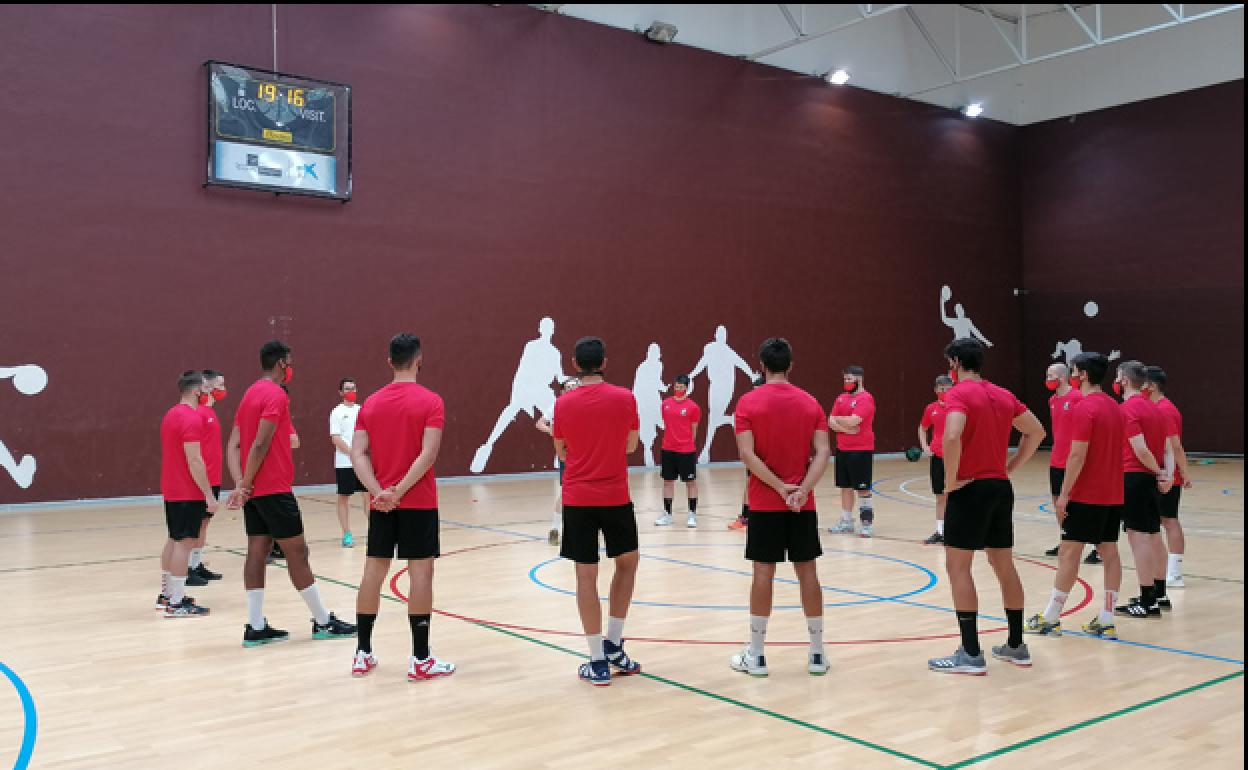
936, 520, 945, 535
840, 510, 853, 523
1043, 588, 1069, 623
749, 615, 769, 658
300, 583, 332, 626
551, 510, 561, 532
1167, 554, 1184, 577
606, 616, 625, 646
587, 634, 605, 661
806, 616, 824, 655
247, 589, 266, 630
1099, 590, 1117, 625
168, 575, 187, 605
161, 570, 171, 596
188, 549, 203, 569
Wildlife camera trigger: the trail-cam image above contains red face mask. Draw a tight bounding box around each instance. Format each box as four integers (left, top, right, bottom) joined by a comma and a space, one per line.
1112, 381, 1123, 396
937, 392, 947, 404
1045, 378, 1060, 391
1069, 373, 1082, 387
843, 381, 857, 392
211, 388, 227, 402
198, 393, 210, 407
948, 368, 959, 384
343, 391, 357, 403
282, 364, 294, 384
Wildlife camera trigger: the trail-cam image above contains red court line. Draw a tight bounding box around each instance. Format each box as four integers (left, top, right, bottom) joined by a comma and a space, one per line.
388, 541, 1093, 647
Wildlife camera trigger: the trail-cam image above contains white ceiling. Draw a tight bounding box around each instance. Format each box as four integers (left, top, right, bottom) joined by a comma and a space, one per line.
535, 4, 1245, 124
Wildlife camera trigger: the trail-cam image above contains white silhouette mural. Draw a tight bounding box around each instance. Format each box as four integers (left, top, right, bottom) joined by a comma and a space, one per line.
1052, 299, 1120, 364
940, 285, 993, 347
471, 317, 568, 473
689, 325, 757, 465
1, 364, 48, 489
632, 343, 668, 468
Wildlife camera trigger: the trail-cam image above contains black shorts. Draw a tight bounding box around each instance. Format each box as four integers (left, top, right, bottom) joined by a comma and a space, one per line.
335, 467, 367, 496
243, 492, 305, 539
929, 456, 946, 495
744, 509, 822, 563
367, 508, 439, 559
1061, 501, 1121, 545
835, 450, 873, 490
164, 500, 208, 541
944, 478, 1014, 550
660, 450, 697, 482
1160, 486, 1181, 519
207, 485, 221, 517
1049, 467, 1065, 498
1122, 472, 1162, 534
560, 504, 639, 564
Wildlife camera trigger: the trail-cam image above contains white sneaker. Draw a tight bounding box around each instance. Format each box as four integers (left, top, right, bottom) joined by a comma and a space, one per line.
828, 520, 855, 535
729, 647, 768, 677
1167, 575, 1185, 588
408, 654, 456, 681
351, 650, 378, 677
860, 524, 873, 538
654, 513, 673, 526
686, 513, 697, 528
808, 652, 829, 675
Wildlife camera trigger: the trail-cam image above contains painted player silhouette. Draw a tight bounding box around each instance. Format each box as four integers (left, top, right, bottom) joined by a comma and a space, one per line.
1052, 339, 1121, 364
940, 285, 993, 347
689, 325, 757, 465
0, 364, 48, 489
632, 343, 668, 468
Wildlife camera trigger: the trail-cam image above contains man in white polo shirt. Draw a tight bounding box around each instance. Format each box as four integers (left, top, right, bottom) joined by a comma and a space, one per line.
330, 378, 366, 548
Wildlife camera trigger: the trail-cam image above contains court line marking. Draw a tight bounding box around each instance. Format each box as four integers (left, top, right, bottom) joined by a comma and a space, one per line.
0, 660, 38, 770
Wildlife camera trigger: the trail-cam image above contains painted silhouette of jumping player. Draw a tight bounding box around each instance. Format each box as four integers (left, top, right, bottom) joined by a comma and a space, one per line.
1052, 339, 1121, 364
0, 364, 48, 489
940, 285, 993, 347
689, 325, 757, 465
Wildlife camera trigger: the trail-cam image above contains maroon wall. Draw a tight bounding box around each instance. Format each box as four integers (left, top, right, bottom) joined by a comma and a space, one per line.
0, 4, 1024, 503
1020, 81, 1244, 452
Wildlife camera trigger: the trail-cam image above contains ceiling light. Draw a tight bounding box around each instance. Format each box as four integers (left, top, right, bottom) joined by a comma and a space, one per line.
643, 21, 678, 44
825, 69, 850, 86
962, 103, 984, 118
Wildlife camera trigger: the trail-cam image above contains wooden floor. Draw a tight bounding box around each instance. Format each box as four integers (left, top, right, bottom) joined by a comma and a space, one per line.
1, 454, 1243, 769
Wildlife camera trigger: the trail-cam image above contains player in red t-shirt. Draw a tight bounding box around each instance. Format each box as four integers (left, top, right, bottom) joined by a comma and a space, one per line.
1114, 361, 1174, 618
226, 340, 357, 647
918, 374, 954, 544
728, 375, 767, 532
551, 336, 643, 687
185, 368, 227, 586
828, 365, 877, 536
1043, 363, 1099, 564
158, 370, 217, 617
732, 338, 832, 677
655, 374, 703, 528
1145, 366, 1191, 588
536, 378, 580, 546
347, 333, 454, 681
1025, 352, 1126, 639
928, 339, 1046, 676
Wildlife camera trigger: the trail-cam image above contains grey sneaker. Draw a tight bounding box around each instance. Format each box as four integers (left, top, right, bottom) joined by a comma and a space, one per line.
828, 520, 855, 535
686, 513, 697, 528
860, 524, 874, 538
991, 642, 1032, 668
654, 513, 673, 526
928, 646, 987, 675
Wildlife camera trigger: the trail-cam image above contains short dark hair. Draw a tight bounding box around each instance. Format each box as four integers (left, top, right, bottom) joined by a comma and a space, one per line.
934, 374, 954, 387
1118, 360, 1148, 389
758, 338, 792, 374
389, 333, 422, 369
338, 378, 356, 390
844, 365, 865, 377
944, 338, 985, 373
1071, 352, 1109, 386
1145, 365, 1167, 391
674, 374, 691, 386
178, 369, 204, 394
574, 337, 605, 370
201, 369, 222, 381
260, 340, 291, 370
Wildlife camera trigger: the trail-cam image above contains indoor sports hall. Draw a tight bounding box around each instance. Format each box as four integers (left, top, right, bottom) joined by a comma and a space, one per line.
1, 5, 1243, 770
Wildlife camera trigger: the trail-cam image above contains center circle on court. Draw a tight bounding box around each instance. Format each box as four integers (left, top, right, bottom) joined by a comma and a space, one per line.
527, 543, 938, 610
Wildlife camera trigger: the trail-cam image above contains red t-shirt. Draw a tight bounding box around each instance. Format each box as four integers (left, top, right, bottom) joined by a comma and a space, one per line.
1155, 397, 1184, 485
943, 379, 1027, 481
235, 379, 295, 497
660, 397, 702, 453
1067, 392, 1125, 505
553, 383, 639, 507
1120, 394, 1167, 476
198, 404, 223, 486
920, 401, 949, 458
161, 403, 206, 501
1048, 387, 1084, 469
830, 390, 875, 451
355, 381, 445, 509
734, 382, 828, 511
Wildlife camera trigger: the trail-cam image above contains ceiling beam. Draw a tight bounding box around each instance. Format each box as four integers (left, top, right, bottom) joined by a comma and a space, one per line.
747, 3, 909, 60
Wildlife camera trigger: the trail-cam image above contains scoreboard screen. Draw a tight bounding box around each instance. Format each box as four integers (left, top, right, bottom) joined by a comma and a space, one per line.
205, 61, 352, 200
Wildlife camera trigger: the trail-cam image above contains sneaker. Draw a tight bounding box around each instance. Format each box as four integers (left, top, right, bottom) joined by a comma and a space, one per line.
578, 659, 611, 686
342, 532, 354, 548
243, 621, 290, 647
193, 563, 223, 581
686, 513, 697, 529
547, 528, 560, 546
270, 543, 284, 560
408, 654, 456, 681
185, 570, 209, 587
155, 593, 169, 610
991, 642, 1032, 667
1115, 599, 1160, 618
860, 524, 873, 538
923, 532, 944, 545
164, 597, 210, 617
1024, 614, 1062, 637
1167, 575, 1185, 588
728, 516, 747, 531
828, 520, 855, 535
312, 612, 358, 639
351, 650, 378, 677
729, 647, 769, 677
1084, 549, 1102, 565
808, 652, 829, 676
602, 638, 642, 675
1156, 596, 1172, 610
1044, 544, 1060, 557
654, 512, 673, 526
928, 646, 987, 675
1081, 618, 1118, 639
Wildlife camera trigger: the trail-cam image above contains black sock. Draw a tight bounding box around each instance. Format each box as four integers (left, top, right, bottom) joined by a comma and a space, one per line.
663, 498, 673, 514
1154, 579, 1167, 599
1140, 584, 1156, 607
689, 498, 698, 513
956, 611, 981, 657
741, 504, 749, 518
410, 613, 431, 659
356, 612, 377, 654
1005, 608, 1023, 648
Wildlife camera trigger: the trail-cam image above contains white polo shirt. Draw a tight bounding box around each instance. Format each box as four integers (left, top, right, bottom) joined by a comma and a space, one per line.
329, 402, 361, 469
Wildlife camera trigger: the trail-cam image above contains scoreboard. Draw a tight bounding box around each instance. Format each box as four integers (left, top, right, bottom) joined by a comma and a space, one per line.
205, 61, 352, 200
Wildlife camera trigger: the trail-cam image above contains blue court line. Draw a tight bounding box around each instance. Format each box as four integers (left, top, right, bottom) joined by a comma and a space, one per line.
0, 661, 37, 770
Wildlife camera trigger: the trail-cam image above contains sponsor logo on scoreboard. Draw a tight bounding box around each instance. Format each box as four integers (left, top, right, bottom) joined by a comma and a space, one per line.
214, 140, 335, 194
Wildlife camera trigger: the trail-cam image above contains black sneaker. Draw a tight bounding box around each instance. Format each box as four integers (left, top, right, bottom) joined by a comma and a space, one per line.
155, 593, 169, 610
923, 532, 944, 545
164, 597, 210, 617
243, 620, 290, 647
1156, 596, 1172, 610
185, 570, 209, 587
193, 563, 223, 581
1044, 544, 1061, 557
1116, 598, 1161, 618
312, 612, 357, 640
271, 543, 285, 559
1084, 549, 1102, 565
